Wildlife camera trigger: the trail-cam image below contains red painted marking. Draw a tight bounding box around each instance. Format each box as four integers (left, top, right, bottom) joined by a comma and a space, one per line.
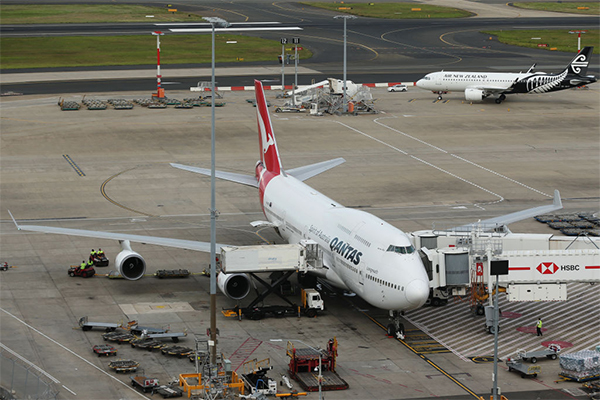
541, 340, 573, 349
501, 311, 522, 319
585, 266, 600, 269
387, 82, 403, 86
509, 267, 530, 271
362, 83, 376, 87
517, 326, 547, 334
263, 85, 271, 90
230, 86, 245, 91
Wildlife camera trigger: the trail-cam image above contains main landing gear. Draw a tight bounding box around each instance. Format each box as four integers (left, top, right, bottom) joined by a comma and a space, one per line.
387, 310, 405, 340
495, 94, 506, 104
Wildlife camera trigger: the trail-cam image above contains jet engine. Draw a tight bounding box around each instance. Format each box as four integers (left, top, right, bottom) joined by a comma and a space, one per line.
464, 88, 485, 101
115, 240, 146, 280
217, 272, 251, 300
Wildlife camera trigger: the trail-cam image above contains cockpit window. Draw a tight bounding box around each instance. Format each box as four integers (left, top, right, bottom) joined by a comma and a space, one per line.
423, 76, 431, 80
386, 245, 415, 254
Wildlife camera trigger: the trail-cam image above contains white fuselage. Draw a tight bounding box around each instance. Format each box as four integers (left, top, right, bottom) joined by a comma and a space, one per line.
261, 173, 430, 311
417, 71, 527, 92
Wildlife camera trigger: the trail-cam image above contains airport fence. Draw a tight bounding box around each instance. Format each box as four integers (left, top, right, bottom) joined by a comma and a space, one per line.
0, 344, 59, 400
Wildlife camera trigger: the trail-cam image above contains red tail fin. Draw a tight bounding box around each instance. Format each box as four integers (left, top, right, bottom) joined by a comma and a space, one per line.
255, 80, 283, 175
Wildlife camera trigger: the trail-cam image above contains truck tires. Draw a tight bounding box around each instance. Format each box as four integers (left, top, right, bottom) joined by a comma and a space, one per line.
305, 309, 317, 318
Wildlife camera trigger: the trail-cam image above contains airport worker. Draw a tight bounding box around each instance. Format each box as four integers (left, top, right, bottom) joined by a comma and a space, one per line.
536, 317, 543, 336
97, 248, 104, 258
80, 261, 87, 270
87, 259, 94, 268
90, 249, 96, 258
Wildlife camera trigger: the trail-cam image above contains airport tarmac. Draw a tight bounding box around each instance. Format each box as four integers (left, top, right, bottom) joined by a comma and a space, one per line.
1, 85, 599, 399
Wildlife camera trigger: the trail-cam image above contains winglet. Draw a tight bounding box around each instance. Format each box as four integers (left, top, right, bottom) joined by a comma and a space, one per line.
553, 189, 562, 209
7, 210, 20, 230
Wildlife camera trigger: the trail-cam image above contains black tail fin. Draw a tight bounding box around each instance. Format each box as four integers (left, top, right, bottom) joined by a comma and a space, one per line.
567, 47, 593, 76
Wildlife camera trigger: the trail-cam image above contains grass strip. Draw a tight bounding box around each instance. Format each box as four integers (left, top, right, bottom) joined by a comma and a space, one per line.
0, 34, 312, 69
510, 2, 599, 15
0, 4, 205, 24
300, 2, 472, 18
484, 29, 599, 54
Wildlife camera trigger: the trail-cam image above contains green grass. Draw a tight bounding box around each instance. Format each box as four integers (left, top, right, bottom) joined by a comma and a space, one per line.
0, 35, 312, 69
483, 29, 599, 54
300, 2, 472, 18
510, 2, 599, 15
0, 4, 205, 24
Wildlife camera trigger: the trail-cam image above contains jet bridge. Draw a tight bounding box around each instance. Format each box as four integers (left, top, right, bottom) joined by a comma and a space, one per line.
412, 228, 600, 303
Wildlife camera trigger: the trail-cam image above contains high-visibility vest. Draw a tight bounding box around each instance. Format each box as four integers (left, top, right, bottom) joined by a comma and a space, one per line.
91, 250, 96, 256
80, 262, 86, 269
537, 320, 543, 328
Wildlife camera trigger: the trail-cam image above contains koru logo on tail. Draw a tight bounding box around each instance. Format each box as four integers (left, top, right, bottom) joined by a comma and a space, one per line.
571, 52, 589, 74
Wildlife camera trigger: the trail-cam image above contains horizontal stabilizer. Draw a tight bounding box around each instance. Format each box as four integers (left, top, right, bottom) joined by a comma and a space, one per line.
287, 158, 346, 182
250, 220, 279, 228
170, 163, 258, 188
8, 210, 227, 253
456, 190, 563, 231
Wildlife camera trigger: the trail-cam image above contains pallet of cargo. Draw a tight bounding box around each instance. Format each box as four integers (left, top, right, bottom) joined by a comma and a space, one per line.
557, 372, 600, 383
154, 269, 190, 279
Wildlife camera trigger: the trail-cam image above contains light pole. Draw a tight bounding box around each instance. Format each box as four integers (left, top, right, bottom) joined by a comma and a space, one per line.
280, 37, 288, 97
202, 16, 230, 366
334, 15, 356, 113
152, 31, 165, 98
292, 37, 300, 106
271, 339, 322, 400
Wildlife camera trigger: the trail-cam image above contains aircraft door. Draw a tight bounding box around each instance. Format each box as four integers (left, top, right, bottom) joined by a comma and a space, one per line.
358, 262, 365, 285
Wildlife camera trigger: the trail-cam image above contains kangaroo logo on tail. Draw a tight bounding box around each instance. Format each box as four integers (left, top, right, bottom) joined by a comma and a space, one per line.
255, 80, 283, 176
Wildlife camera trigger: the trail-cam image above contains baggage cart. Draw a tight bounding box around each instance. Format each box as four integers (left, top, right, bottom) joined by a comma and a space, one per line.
130, 371, 159, 393
506, 358, 541, 378
516, 344, 561, 363
79, 316, 119, 332
108, 359, 139, 373
92, 344, 117, 357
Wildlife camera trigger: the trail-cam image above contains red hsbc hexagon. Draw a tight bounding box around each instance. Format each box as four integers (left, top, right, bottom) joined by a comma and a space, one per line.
537, 262, 559, 274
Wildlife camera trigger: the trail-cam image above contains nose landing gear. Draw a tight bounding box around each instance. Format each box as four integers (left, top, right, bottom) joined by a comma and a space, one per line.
387, 310, 405, 340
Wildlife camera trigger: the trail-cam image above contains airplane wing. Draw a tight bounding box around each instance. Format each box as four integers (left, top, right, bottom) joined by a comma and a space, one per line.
471, 85, 512, 95
455, 190, 563, 232
170, 163, 258, 188
287, 158, 346, 181
8, 211, 228, 252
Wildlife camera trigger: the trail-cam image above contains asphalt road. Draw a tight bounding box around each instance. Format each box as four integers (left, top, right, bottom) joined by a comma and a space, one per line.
1, 1, 598, 94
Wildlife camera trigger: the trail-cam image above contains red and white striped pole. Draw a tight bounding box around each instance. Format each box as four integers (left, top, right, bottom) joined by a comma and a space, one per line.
152, 31, 165, 98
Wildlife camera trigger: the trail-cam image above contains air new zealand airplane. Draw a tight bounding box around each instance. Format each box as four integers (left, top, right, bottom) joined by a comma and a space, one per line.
416, 47, 597, 103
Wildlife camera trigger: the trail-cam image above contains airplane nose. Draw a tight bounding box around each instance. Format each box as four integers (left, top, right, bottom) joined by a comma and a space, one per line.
405, 279, 429, 307
416, 79, 423, 88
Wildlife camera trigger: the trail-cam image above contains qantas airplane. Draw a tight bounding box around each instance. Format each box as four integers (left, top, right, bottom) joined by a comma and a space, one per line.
416, 47, 596, 103
8, 80, 563, 339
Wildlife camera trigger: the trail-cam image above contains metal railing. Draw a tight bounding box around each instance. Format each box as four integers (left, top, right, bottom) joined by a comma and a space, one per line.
0, 344, 59, 400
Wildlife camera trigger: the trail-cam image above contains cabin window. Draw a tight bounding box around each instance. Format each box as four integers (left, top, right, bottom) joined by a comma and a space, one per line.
386, 245, 415, 254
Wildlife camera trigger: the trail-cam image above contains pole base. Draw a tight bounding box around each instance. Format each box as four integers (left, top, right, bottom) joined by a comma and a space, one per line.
152, 88, 165, 98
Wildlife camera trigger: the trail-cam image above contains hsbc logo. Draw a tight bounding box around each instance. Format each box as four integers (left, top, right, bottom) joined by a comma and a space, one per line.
537, 262, 558, 274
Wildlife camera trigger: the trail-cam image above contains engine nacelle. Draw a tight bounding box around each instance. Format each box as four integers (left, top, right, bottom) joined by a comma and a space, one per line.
217, 272, 251, 300
115, 243, 146, 280
464, 88, 485, 101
